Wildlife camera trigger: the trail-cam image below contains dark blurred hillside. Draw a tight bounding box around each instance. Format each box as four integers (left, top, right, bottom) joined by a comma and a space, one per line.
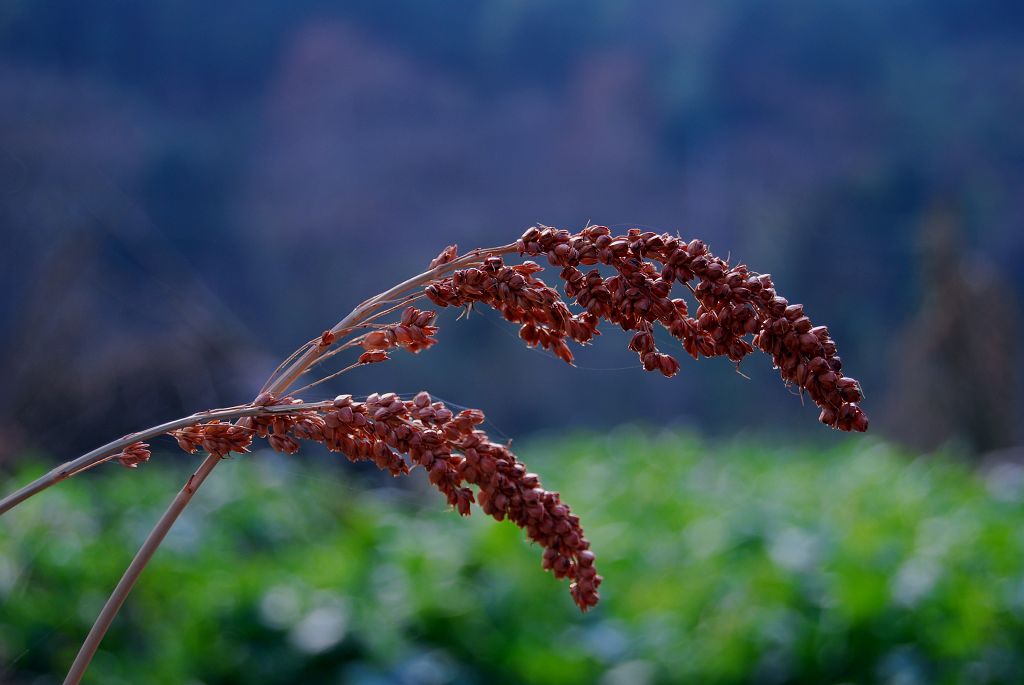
1, 0, 1022, 459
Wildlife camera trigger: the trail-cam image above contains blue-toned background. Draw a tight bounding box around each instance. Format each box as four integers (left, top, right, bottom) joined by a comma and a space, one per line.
2, 0, 1021, 457
1, 2, 1023, 683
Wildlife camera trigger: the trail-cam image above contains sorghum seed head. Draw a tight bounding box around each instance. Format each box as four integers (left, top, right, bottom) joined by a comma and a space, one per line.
424, 226, 867, 431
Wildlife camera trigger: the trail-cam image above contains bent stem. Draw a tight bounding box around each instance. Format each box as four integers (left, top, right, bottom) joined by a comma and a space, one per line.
0, 402, 332, 516
62, 242, 516, 684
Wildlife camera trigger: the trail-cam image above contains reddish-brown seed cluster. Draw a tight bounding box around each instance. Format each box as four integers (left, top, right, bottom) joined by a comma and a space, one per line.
424, 225, 866, 431
171, 420, 254, 458
357, 350, 390, 365
324, 391, 601, 610
163, 391, 601, 610
116, 441, 151, 469
361, 306, 439, 354
318, 330, 337, 348
63, 225, 872, 623
752, 304, 868, 431
425, 256, 600, 365
248, 392, 326, 455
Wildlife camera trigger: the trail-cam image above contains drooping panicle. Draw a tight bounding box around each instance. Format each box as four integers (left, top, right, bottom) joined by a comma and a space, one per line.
152, 223, 864, 614
166, 392, 601, 611
425, 225, 867, 431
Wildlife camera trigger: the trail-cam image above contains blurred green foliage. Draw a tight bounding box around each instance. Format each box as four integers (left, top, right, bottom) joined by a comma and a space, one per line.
2, 433, 1024, 684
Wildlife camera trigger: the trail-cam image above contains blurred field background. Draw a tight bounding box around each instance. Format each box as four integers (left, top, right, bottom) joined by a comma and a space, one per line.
6, 435, 1024, 684
1, 1, 1023, 683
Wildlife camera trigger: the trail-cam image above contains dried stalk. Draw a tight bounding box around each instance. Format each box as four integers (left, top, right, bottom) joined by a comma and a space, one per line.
3, 246, 513, 519
0, 402, 331, 515
0, 226, 867, 683
62, 451, 222, 684
59, 244, 515, 684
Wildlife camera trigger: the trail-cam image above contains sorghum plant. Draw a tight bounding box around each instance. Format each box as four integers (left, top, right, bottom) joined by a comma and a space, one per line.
0, 225, 866, 684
